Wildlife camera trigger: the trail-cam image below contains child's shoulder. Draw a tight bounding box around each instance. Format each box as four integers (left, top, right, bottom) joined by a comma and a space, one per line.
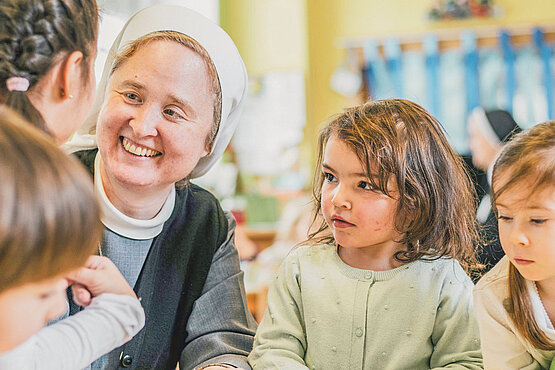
281, 243, 336, 268
404, 257, 474, 291
286, 243, 334, 257
412, 257, 472, 283
474, 256, 510, 293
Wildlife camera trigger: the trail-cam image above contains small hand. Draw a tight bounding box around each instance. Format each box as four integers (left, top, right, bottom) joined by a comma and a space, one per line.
66, 255, 136, 306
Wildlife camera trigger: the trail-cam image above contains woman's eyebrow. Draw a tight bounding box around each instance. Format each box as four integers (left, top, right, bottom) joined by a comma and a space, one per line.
168, 93, 197, 119
118, 80, 145, 90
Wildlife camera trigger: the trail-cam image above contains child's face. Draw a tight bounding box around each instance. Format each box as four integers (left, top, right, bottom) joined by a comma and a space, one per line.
0, 276, 69, 353
495, 177, 555, 283
320, 135, 402, 255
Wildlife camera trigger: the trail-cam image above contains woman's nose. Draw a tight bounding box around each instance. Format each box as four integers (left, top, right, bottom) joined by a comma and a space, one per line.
129, 106, 158, 137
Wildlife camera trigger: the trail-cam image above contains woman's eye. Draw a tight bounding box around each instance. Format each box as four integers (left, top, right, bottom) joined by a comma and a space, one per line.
163, 108, 185, 120
323, 172, 336, 182
123, 92, 141, 102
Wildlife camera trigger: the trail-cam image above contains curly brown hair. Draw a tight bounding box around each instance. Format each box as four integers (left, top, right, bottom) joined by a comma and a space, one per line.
308, 99, 479, 272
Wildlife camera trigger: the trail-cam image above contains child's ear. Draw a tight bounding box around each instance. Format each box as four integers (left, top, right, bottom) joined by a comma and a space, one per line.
59, 51, 85, 99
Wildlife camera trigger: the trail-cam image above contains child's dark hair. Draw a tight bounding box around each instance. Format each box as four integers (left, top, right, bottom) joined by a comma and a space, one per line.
309, 99, 479, 272
491, 120, 555, 350
0, 106, 102, 292
0, 0, 99, 133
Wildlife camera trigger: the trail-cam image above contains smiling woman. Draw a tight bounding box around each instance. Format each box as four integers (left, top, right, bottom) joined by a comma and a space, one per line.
66, 5, 255, 370
97, 39, 214, 210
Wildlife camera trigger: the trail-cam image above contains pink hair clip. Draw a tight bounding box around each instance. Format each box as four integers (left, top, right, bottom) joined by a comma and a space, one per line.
6, 77, 30, 92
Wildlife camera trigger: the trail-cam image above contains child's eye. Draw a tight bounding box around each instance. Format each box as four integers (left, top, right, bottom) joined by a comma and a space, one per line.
498, 215, 512, 222
39, 291, 55, 300
358, 181, 376, 191
323, 172, 336, 182
530, 218, 547, 225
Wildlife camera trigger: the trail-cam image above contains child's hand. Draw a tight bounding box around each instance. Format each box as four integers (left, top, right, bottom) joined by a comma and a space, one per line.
67, 255, 136, 307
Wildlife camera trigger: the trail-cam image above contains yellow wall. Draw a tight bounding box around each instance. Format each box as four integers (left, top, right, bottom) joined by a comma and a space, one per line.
221, 0, 555, 167
220, 0, 307, 75
335, 0, 555, 37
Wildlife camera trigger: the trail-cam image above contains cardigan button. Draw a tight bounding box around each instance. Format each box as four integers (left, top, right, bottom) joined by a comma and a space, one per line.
120, 354, 133, 368
355, 328, 363, 337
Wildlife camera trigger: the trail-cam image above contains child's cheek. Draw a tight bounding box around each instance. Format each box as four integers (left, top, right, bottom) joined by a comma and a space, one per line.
45, 292, 68, 323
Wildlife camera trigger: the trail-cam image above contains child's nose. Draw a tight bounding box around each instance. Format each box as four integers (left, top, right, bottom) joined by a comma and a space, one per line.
331, 185, 351, 209
509, 224, 529, 247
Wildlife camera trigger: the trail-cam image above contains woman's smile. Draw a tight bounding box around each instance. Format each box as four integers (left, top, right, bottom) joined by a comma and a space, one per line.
121, 137, 161, 157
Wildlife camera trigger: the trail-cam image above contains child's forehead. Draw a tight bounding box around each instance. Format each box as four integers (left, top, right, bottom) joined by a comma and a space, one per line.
323, 135, 372, 170
496, 182, 555, 210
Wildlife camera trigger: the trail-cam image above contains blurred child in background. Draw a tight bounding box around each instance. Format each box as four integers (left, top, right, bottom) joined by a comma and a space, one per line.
467, 107, 521, 273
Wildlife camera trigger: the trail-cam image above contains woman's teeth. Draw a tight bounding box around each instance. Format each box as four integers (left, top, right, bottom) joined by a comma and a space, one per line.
122, 137, 160, 157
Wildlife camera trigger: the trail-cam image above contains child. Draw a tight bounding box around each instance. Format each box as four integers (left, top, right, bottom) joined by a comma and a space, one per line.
0, 107, 144, 369
0, 0, 98, 144
249, 99, 483, 369
473, 121, 555, 368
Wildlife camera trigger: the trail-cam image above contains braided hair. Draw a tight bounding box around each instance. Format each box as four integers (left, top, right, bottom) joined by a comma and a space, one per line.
0, 0, 98, 133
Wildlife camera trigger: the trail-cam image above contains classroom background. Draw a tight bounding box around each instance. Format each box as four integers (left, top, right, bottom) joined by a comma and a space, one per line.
96, 0, 555, 321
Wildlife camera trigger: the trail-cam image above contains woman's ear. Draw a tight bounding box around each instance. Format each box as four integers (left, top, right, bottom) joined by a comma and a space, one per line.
59, 51, 85, 99
203, 143, 211, 157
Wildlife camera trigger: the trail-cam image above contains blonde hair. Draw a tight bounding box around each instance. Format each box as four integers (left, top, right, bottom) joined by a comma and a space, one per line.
0, 106, 102, 292
309, 99, 479, 273
492, 120, 555, 350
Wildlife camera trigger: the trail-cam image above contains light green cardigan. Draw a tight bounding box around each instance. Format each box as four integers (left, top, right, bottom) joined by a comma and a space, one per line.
249, 244, 483, 369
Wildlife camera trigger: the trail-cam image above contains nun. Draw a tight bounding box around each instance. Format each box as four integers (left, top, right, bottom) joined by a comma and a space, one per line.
67, 5, 256, 369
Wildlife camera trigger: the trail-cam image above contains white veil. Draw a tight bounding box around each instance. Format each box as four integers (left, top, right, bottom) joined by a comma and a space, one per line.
66, 5, 247, 178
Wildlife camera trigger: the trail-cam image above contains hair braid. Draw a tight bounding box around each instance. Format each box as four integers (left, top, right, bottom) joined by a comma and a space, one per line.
0, 0, 98, 133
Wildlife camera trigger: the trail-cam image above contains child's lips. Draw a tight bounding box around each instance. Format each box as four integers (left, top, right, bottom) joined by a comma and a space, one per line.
513, 257, 534, 266
332, 217, 355, 228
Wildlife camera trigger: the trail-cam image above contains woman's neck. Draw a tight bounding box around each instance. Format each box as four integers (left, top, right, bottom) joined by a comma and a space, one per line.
99, 159, 172, 220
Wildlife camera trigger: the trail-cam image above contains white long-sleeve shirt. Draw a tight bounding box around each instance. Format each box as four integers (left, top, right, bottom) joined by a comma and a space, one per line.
474, 256, 555, 369
0, 293, 144, 370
